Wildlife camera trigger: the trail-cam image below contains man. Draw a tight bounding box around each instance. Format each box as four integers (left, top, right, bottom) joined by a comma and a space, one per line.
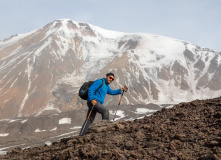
80, 72, 127, 136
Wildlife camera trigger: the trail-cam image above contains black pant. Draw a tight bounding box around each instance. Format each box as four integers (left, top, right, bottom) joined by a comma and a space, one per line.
80, 101, 109, 136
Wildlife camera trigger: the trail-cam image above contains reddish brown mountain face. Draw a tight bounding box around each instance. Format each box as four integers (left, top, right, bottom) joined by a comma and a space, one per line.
0, 19, 221, 120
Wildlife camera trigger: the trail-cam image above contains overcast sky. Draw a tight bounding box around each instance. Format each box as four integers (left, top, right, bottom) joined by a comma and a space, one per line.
0, 0, 220, 51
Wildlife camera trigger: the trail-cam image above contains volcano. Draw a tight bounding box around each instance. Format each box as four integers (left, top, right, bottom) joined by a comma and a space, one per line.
0, 19, 221, 120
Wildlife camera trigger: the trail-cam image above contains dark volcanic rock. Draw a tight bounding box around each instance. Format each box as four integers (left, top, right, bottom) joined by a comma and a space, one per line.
1, 97, 221, 159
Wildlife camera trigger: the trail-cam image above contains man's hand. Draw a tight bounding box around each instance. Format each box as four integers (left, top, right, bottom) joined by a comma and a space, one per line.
121, 85, 128, 92
91, 99, 97, 106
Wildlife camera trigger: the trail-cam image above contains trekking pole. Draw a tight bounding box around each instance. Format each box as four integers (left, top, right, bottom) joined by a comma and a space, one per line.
80, 105, 94, 136
113, 86, 128, 121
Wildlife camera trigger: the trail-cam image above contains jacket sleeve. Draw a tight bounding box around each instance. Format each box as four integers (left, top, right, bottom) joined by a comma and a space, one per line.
107, 86, 122, 95
88, 79, 102, 102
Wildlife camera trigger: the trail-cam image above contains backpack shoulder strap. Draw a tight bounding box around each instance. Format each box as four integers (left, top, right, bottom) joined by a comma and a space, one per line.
95, 79, 104, 93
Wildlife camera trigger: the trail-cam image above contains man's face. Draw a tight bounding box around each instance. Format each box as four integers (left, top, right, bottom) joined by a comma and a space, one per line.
106, 75, 115, 84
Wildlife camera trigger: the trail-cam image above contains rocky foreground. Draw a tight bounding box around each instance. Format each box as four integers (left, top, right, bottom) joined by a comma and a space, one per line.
1, 97, 221, 160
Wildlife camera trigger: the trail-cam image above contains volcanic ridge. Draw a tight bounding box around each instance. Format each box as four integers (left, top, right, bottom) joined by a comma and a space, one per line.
0, 96, 221, 159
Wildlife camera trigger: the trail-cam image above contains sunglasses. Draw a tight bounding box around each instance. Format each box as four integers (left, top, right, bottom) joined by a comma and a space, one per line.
108, 76, 114, 81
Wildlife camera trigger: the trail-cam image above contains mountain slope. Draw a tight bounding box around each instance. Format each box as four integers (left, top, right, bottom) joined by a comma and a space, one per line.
0, 19, 221, 119
1, 96, 220, 159
0, 103, 163, 155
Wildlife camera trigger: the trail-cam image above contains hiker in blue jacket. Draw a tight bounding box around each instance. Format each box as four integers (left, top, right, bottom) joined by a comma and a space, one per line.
80, 72, 127, 136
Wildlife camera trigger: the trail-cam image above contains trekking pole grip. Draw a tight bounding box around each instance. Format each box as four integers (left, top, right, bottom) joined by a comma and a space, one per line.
118, 90, 124, 105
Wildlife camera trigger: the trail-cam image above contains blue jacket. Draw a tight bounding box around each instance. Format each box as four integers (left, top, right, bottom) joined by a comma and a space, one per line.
88, 78, 122, 104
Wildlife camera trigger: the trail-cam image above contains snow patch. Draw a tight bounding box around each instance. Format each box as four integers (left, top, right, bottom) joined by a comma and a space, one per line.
35, 129, 46, 133
0, 150, 7, 155
59, 118, 71, 124
110, 110, 125, 121
90, 25, 125, 39
0, 30, 37, 51
45, 141, 52, 146
136, 108, 158, 114
57, 75, 86, 88
0, 133, 9, 137
35, 103, 61, 116
9, 119, 19, 123
70, 126, 82, 130
21, 119, 28, 123
165, 105, 175, 109
50, 127, 57, 131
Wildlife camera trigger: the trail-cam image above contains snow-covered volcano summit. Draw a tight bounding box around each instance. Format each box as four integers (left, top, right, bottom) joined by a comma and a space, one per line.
0, 19, 220, 119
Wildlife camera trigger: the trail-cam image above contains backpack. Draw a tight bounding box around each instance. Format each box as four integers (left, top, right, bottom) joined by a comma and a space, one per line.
79, 79, 104, 100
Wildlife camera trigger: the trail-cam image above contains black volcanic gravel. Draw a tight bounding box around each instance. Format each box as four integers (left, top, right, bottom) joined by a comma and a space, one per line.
1, 97, 221, 160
